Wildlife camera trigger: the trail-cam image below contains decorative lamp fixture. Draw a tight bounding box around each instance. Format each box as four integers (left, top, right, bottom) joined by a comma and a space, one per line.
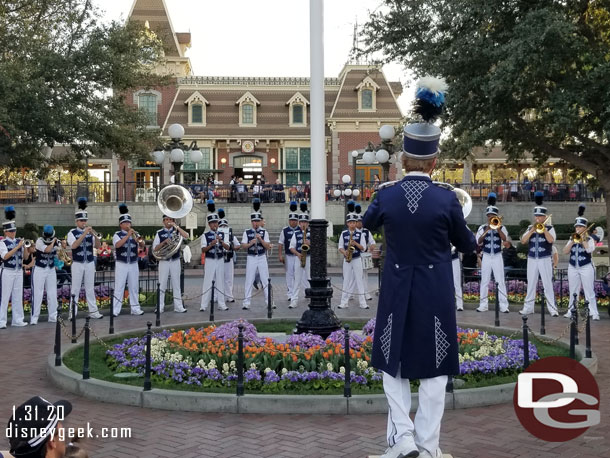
270, 157, 276, 164
170, 148, 184, 163
379, 124, 395, 141
352, 189, 360, 197
362, 150, 376, 164
168, 123, 185, 141
151, 150, 165, 165
341, 174, 351, 184
351, 150, 359, 158
343, 188, 353, 197
333, 189, 342, 197
375, 148, 390, 164
190, 149, 203, 163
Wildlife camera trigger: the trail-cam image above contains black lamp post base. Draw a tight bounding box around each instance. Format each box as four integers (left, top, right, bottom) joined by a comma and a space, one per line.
295, 218, 342, 338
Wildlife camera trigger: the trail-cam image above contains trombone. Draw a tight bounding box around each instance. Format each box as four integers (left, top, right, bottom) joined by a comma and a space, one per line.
87, 226, 103, 240
571, 223, 596, 244
534, 214, 552, 234
131, 231, 144, 243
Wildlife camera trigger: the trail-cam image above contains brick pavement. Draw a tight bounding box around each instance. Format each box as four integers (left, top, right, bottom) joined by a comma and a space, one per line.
0, 276, 608, 458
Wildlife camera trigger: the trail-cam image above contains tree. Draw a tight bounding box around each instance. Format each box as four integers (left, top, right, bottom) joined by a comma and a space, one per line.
0, 0, 168, 171
362, 0, 610, 225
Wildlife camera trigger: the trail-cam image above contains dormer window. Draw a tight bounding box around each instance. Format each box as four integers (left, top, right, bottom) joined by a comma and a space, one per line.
134, 89, 162, 127
185, 91, 210, 126
236, 92, 260, 127
356, 76, 380, 112
286, 92, 309, 127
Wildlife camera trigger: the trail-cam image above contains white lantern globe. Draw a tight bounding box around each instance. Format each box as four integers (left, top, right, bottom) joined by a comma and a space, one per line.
351, 150, 359, 158
189, 149, 203, 163
168, 123, 185, 141
151, 150, 165, 165
352, 189, 360, 197
170, 148, 184, 163
341, 174, 351, 184
362, 150, 376, 164
333, 189, 342, 197
344, 188, 353, 197
379, 124, 395, 141
376, 149, 390, 164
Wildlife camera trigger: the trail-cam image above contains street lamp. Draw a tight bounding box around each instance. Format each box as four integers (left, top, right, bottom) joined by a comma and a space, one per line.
151, 123, 202, 187
361, 125, 398, 182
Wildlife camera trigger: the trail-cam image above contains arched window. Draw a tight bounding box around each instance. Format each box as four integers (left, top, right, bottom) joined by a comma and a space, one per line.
135, 90, 161, 126
356, 76, 380, 112
236, 92, 260, 127
286, 92, 309, 127
185, 91, 209, 126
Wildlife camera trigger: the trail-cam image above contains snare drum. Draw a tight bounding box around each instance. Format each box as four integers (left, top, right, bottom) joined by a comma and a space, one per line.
361, 252, 373, 270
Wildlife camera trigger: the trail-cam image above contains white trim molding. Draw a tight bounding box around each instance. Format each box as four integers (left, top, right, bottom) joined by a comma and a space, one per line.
185, 91, 210, 126
355, 76, 380, 112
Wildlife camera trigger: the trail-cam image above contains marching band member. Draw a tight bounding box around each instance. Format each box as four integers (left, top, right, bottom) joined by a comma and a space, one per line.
451, 245, 463, 311
288, 202, 310, 308
218, 209, 240, 303
30, 225, 60, 324
112, 204, 145, 316
475, 193, 510, 313
355, 204, 375, 301
338, 203, 368, 309
363, 77, 476, 458
520, 192, 559, 316
0, 206, 27, 328
200, 201, 230, 311
278, 201, 299, 301
152, 214, 188, 313
563, 205, 600, 320
241, 199, 272, 310
68, 198, 103, 319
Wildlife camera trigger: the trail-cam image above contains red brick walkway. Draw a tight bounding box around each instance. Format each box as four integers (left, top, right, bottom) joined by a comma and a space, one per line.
0, 295, 608, 457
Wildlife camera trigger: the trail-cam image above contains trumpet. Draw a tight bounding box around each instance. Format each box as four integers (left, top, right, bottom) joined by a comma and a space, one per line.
87, 226, 102, 240
345, 231, 355, 263
23, 239, 34, 248
534, 214, 552, 234
300, 243, 310, 268
489, 215, 503, 231
571, 223, 596, 244
131, 231, 144, 243
57, 240, 72, 267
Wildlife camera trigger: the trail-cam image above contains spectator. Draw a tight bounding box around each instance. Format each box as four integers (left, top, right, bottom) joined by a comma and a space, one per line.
522, 177, 531, 201
509, 178, 518, 201
138, 243, 149, 270
373, 174, 380, 190
304, 181, 311, 201
549, 179, 558, 201
252, 179, 263, 200
295, 181, 304, 199
229, 175, 237, 202
236, 177, 247, 202
273, 179, 285, 203
6, 396, 72, 458
97, 241, 112, 271
502, 240, 519, 270
53, 180, 64, 204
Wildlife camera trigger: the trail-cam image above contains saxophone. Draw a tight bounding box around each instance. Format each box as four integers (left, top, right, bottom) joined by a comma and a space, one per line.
345, 231, 355, 263
300, 236, 310, 268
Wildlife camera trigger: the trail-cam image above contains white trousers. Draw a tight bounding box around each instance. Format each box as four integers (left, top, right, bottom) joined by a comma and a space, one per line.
291, 256, 310, 302
31, 266, 58, 323
0, 268, 25, 326
243, 255, 269, 307
284, 254, 297, 299
479, 254, 509, 311
71, 261, 98, 315
113, 262, 141, 315
361, 264, 373, 299
224, 260, 235, 301
201, 258, 226, 309
523, 257, 557, 313
567, 264, 599, 317
452, 258, 463, 310
383, 371, 447, 456
340, 258, 367, 307
158, 259, 184, 311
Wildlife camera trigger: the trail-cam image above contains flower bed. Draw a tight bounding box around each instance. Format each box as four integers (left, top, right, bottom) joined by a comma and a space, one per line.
105, 320, 539, 393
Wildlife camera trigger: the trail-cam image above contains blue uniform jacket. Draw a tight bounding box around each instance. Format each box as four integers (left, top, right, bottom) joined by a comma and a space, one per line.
363, 175, 476, 379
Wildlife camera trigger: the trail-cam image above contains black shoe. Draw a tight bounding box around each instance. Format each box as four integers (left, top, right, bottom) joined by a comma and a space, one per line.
253, 282, 259, 290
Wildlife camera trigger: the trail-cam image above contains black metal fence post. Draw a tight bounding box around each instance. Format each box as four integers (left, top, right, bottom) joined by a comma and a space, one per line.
573, 293, 579, 345
236, 324, 244, 396
570, 307, 577, 359
155, 283, 161, 327
446, 375, 454, 393
83, 317, 90, 380
144, 321, 152, 391
71, 294, 77, 343
494, 281, 500, 327
210, 280, 215, 322
522, 316, 530, 369
585, 301, 592, 358
540, 295, 546, 336
109, 287, 115, 335
54, 319, 62, 367
559, 269, 564, 307
180, 264, 185, 301
267, 278, 272, 317
343, 324, 351, 398
267, 278, 272, 319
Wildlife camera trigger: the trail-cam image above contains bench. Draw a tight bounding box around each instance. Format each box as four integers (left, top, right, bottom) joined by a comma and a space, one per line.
0, 189, 28, 203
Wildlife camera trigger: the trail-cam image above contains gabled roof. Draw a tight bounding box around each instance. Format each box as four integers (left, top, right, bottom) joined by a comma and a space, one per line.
355, 76, 380, 91
286, 92, 310, 106
184, 91, 210, 105
236, 92, 261, 106
128, 0, 183, 58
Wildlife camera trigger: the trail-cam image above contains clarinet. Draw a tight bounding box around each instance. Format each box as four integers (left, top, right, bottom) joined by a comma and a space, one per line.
224, 228, 234, 262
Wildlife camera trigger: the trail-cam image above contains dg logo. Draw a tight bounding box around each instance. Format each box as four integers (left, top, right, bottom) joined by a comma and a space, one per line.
513, 356, 600, 441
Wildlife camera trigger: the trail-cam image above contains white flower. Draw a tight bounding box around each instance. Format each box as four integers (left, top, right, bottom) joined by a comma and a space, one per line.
339, 366, 345, 374
281, 368, 288, 375
264, 367, 272, 373
250, 363, 257, 370
326, 362, 333, 371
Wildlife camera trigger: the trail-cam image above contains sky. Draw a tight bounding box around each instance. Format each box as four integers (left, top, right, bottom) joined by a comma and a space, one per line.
94, 0, 411, 111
